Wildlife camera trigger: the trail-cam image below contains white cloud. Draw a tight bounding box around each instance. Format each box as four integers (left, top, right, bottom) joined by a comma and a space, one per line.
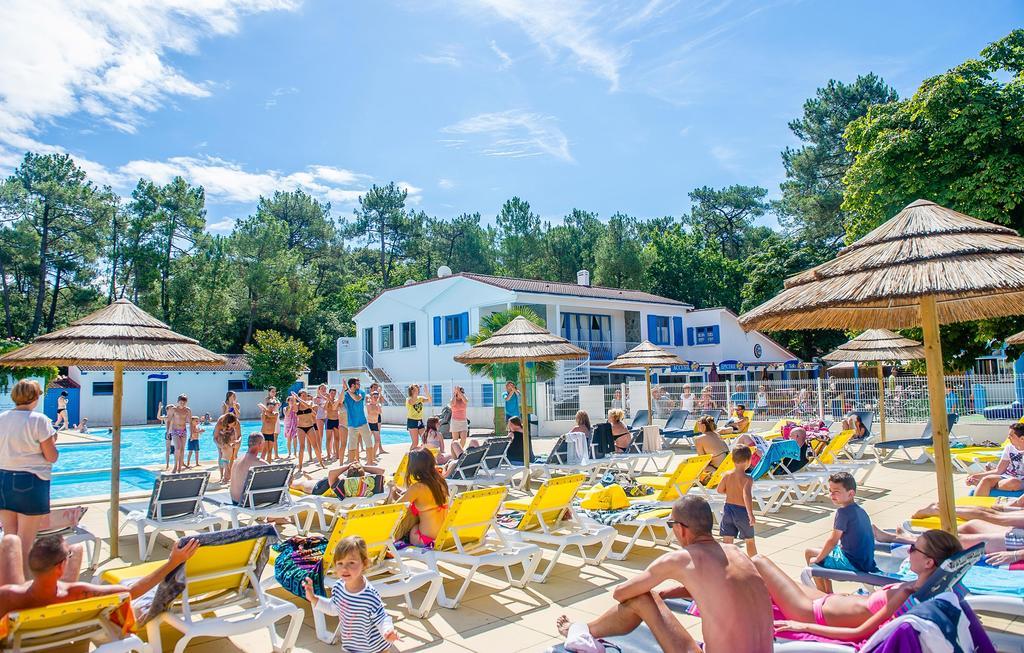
710, 144, 742, 173
679, 125, 691, 137
489, 40, 513, 69
443, 109, 573, 162
417, 46, 462, 67
464, 1, 624, 90
207, 217, 238, 233
397, 181, 423, 203
0, 0, 300, 145
438, 178, 455, 189
264, 86, 299, 109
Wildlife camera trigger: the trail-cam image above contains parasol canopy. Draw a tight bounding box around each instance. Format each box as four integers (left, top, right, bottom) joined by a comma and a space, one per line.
0, 299, 224, 558
739, 199, 1024, 534
454, 316, 586, 483
1005, 330, 1024, 345
606, 341, 684, 421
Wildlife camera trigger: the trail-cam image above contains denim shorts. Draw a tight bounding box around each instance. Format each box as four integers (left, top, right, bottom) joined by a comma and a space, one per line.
0, 470, 51, 516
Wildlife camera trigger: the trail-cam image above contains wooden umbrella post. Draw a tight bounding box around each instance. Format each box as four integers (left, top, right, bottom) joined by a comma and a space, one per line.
519, 358, 530, 484
876, 362, 887, 442
920, 296, 957, 534
109, 362, 123, 558
644, 367, 653, 419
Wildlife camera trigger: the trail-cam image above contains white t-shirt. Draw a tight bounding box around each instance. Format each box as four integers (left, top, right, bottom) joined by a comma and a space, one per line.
0, 409, 56, 479
1000, 443, 1024, 479
679, 394, 695, 412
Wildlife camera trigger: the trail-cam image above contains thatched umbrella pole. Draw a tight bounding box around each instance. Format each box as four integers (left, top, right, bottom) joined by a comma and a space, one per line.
607, 342, 684, 424
920, 297, 957, 532
111, 362, 124, 555
644, 367, 653, 419
876, 363, 887, 441
518, 358, 530, 476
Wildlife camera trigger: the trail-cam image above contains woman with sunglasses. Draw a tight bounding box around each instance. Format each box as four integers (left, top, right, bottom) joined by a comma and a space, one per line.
761, 529, 961, 642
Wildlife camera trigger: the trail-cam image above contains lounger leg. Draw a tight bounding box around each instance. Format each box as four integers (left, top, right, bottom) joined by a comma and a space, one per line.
146, 619, 165, 653
531, 544, 566, 583
407, 575, 442, 618
441, 565, 477, 608
608, 525, 646, 561
312, 605, 336, 643
270, 606, 304, 653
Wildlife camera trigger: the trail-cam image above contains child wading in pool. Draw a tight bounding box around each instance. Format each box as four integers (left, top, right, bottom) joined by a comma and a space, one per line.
303, 535, 399, 652
164, 394, 192, 474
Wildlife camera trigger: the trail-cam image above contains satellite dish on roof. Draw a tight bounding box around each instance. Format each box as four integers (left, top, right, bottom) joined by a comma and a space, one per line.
437, 266, 452, 278
404, 279, 416, 286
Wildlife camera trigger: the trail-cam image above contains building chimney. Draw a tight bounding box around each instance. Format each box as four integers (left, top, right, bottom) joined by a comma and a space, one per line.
577, 270, 591, 287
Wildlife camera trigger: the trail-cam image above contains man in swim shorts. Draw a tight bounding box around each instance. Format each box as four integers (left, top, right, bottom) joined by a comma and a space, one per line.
165, 394, 192, 474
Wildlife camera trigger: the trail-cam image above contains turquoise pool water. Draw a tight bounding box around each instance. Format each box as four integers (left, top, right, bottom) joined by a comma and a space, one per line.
51, 421, 409, 497
51, 468, 160, 500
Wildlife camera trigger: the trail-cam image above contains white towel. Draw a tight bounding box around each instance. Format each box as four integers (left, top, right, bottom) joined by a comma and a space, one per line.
566, 431, 590, 465
564, 622, 604, 653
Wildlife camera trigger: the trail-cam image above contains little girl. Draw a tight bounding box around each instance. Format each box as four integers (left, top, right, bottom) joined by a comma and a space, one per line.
422, 416, 450, 463
302, 536, 398, 653
284, 394, 299, 458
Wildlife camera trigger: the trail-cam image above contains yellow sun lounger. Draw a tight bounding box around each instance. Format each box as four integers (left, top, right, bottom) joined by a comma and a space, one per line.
0, 592, 143, 653
603, 454, 712, 561
299, 503, 443, 642
501, 473, 616, 582
396, 486, 542, 608
905, 496, 1002, 531
103, 532, 303, 653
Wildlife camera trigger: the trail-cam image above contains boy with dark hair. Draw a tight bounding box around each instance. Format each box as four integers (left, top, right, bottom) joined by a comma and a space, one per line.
717, 445, 757, 555
805, 471, 876, 591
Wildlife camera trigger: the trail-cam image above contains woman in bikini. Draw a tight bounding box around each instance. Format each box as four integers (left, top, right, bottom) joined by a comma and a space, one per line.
257, 397, 280, 463
694, 415, 729, 471
283, 394, 298, 459
221, 391, 240, 418
214, 412, 242, 484
314, 384, 329, 454
405, 384, 430, 449
766, 530, 962, 642
294, 390, 324, 472
388, 448, 449, 547
607, 408, 632, 453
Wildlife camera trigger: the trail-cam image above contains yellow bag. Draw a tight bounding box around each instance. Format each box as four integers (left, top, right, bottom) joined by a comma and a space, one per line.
580, 484, 630, 510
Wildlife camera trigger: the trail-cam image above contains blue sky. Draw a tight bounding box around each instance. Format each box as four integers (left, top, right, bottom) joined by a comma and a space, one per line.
0, 1, 1019, 232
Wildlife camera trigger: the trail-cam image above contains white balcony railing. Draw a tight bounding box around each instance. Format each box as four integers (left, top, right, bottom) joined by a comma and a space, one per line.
568, 340, 641, 362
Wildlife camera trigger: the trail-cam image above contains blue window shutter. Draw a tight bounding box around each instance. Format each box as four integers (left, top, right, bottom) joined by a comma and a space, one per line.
646, 315, 658, 344
672, 317, 684, 345
459, 312, 469, 342
433, 316, 442, 345
711, 325, 720, 344
687, 327, 694, 346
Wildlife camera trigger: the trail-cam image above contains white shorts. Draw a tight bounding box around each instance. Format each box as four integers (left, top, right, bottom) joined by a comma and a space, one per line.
450, 419, 469, 433
347, 424, 372, 450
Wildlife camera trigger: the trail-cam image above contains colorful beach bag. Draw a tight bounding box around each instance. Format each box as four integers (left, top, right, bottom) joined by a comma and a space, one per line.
273, 535, 328, 599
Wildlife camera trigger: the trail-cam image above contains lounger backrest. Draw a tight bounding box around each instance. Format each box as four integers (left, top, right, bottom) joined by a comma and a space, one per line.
517, 474, 586, 532
449, 445, 488, 480
921, 413, 958, 439
393, 447, 441, 488
433, 486, 507, 551
629, 410, 650, 429
911, 543, 985, 603
658, 455, 712, 501
482, 438, 511, 469
323, 503, 407, 569
704, 447, 750, 489
664, 410, 689, 430
182, 536, 265, 598
241, 463, 293, 508
2, 592, 133, 643
852, 410, 874, 438
816, 429, 854, 465
544, 435, 568, 464
148, 471, 209, 520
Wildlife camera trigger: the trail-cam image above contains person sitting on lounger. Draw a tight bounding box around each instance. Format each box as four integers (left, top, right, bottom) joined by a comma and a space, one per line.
0, 533, 198, 618
230, 433, 268, 504
898, 496, 1024, 565
555, 495, 773, 653
607, 409, 632, 453
966, 423, 1024, 497
694, 416, 729, 472
764, 529, 962, 642
386, 448, 449, 547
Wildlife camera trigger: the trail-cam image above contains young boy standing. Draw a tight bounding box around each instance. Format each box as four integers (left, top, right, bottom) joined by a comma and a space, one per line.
186, 415, 203, 468
717, 445, 757, 555
165, 394, 192, 474
805, 471, 877, 591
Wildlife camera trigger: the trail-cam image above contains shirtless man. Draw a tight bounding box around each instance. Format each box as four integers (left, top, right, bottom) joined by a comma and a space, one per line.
555, 495, 773, 652
230, 434, 268, 504
165, 394, 192, 473
258, 398, 281, 463
324, 389, 342, 462
0, 533, 198, 618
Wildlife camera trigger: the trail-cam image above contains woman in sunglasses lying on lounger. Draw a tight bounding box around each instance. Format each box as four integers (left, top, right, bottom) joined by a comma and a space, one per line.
758, 529, 962, 641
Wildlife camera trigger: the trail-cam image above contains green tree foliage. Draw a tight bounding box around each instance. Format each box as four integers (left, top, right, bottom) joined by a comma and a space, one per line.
464, 307, 556, 383
350, 182, 416, 288
775, 74, 898, 255
687, 185, 768, 259
643, 224, 745, 311
244, 329, 312, 392
543, 209, 603, 282
594, 213, 643, 289
496, 197, 542, 277
843, 30, 1024, 236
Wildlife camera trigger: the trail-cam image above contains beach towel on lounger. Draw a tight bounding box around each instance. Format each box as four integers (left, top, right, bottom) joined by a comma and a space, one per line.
273, 535, 327, 599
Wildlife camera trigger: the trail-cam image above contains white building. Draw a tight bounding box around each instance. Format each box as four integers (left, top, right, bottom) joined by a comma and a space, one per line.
336, 270, 805, 418
68, 355, 307, 426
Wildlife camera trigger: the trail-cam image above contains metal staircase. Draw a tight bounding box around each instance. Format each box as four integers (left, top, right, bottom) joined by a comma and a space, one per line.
555, 357, 590, 401
368, 367, 406, 405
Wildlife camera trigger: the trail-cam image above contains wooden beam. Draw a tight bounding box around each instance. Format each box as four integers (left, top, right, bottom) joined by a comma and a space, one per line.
519, 359, 530, 488
109, 362, 123, 558
920, 296, 957, 534
876, 363, 887, 442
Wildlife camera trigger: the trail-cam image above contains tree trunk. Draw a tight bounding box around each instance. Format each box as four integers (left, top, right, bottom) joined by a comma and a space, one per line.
108, 213, 118, 303
0, 253, 13, 337
245, 288, 257, 344
162, 216, 176, 323
30, 204, 50, 337
45, 267, 62, 332
379, 226, 388, 287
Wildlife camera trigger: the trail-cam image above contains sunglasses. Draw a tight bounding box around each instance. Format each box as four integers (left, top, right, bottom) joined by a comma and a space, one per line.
909, 543, 935, 560
666, 520, 687, 529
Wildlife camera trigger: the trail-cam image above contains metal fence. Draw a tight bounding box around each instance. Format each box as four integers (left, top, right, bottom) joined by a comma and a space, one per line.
541, 374, 1024, 424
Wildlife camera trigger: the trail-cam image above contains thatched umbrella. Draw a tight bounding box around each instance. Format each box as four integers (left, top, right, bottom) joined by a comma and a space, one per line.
0, 299, 224, 557
1005, 330, 1024, 345
605, 341, 685, 419
739, 199, 1024, 533
453, 316, 586, 478
822, 329, 925, 441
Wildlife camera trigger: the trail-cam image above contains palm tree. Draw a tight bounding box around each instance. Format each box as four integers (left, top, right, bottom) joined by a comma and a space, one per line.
465, 307, 556, 432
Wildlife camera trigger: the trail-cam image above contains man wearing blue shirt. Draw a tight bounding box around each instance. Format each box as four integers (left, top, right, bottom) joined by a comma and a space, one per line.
344, 378, 374, 465
503, 381, 520, 420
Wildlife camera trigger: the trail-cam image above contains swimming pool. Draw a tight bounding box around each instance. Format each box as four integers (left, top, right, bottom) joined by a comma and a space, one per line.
53, 421, 410, 480
51, 467, 160, 500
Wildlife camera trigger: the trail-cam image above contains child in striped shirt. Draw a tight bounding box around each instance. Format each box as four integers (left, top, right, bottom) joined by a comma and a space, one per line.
303, 535, 398, 652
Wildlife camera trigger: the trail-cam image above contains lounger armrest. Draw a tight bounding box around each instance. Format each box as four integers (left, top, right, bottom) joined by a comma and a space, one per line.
807, 564, 896, 586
